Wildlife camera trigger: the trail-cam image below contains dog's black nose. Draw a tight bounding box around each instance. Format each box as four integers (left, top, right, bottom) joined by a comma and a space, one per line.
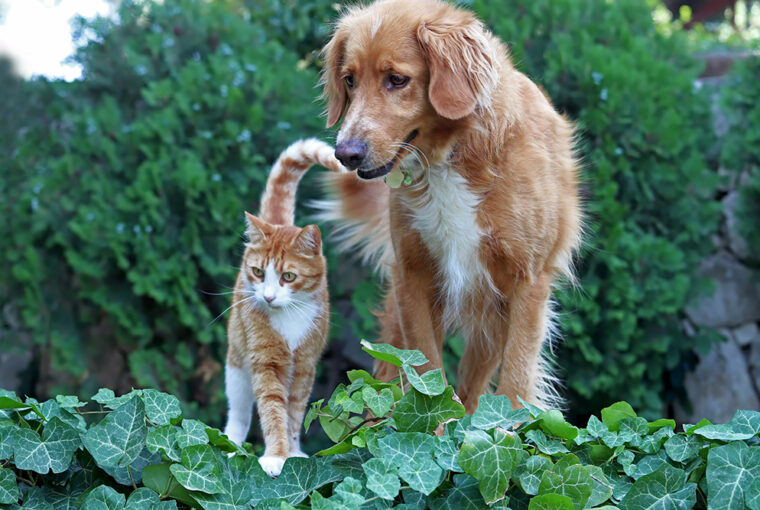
335, 139, 368, 170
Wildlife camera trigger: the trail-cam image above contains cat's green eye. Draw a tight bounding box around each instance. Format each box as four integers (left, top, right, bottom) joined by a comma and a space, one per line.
251, 266, 264, 277
281, 271, 296, 282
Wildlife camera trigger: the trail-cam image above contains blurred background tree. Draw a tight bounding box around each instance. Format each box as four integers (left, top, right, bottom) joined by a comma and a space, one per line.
0, 0, 757, 452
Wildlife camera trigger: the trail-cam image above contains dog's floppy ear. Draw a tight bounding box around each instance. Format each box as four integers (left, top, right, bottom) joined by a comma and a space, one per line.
417, 11, 498, 120
321, 30, 349, 128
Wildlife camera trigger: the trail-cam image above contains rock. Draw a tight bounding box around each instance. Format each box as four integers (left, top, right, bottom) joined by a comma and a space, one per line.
722, 192, 751, 261
732, 322, 760, 347
678, 337, 760, 424
685, 251, 760, 328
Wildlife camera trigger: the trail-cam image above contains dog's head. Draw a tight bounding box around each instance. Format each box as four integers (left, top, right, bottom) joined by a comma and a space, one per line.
321, 0, 499, 179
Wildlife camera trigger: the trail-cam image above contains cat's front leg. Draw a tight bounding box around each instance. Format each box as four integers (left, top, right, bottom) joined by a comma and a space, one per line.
251, 359, 291, 477
286, 340, 322, 458
223, 362, 255, 446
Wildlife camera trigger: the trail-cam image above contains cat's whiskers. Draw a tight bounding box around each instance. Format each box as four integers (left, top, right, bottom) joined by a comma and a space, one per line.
210, 294, 257, 326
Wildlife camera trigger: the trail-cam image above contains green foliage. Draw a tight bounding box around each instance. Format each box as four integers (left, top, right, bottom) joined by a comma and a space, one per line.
720, 56, 760, 261
470, 0, 721, 417
2, 346, 760, 509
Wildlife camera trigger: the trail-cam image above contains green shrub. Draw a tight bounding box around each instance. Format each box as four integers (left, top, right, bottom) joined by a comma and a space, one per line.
2, 345, 759, 509
720, 56, 760, 261
470, 0, 721, 418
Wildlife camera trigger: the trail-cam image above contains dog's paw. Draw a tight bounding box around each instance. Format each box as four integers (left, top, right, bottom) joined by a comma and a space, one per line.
258, 455, 286, 477
288, 449, 308, 458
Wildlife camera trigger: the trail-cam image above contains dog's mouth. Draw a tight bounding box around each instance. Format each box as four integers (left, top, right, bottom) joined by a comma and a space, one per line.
357, 130, 419, 180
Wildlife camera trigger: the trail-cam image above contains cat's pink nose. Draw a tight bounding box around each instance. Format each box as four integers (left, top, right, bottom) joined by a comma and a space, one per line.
264, 296, 275, 304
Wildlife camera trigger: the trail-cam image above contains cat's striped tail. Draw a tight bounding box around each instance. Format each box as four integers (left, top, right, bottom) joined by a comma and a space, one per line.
259, 139, 347, 226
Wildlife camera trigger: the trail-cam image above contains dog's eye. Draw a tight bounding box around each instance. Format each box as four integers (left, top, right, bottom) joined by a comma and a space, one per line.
388, 74, 409, 88
344, 74, 355, 89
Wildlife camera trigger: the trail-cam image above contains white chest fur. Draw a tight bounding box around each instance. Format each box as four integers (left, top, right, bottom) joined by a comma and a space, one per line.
267, 300, 320, 351
401, 163, 489, 315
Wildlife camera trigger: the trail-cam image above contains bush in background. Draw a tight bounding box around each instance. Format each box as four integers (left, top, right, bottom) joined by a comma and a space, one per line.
1, 0, 724, 430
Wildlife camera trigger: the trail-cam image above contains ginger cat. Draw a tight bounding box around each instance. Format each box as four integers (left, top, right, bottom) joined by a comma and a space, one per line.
224, 139, 344, 477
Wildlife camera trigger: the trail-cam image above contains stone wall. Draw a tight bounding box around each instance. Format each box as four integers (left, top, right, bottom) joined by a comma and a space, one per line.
678, 71, 760, 423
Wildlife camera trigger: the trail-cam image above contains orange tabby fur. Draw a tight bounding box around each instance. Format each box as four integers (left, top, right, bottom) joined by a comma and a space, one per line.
224, 139, 344, 477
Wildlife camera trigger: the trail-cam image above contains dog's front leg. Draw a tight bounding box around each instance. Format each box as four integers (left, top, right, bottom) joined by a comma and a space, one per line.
378, 200, 445, 381
496, 272, 553, 408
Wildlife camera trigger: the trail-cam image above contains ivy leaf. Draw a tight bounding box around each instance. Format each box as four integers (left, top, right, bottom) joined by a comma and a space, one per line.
537, 410, 578, 440
664, 434, 701, 463
525, 429, 570, 455
141, 390, 181, 427
81, 485, 126, 510
83, 395, 147, 468
706, 441, 760, 510
427, 474, 489, 510
20, 486, 52, 510
146, 425, 181, 462
330, 477, 365, 508
142, 463, 200, 508
175, 419, 209, 448
393, 387, 465, 433
376, 432, 443, 495
587, 415, 609, 438
586, 465, 613, 507
0, 424, 13, 460
0, 468, 18, 504
619, 463, 697, 510
102, 446, 162, 486
360, 340, 427, 367
648, 419, 676, 434
193, 481, 251, 510
747, 477, 760, 510
536, 456, 593, 510
434, 436, 462, 472
362, 458, 399, 500
251, 456, 343, 505
303, 400, 323, 433
13, 417, 81, 474
92, 389, 142, 410
125, 488, 162, 510
169, 444, 222, 494
470, 394, 529, 430
402, 366, 446, 396
696, 410, 760, 441
514, 456, 552, 495
528, 493, 574, 510
601, 402, 636, 432
459, 428, 524, 504
361, 387, 394, 417
55, 396, 86, 409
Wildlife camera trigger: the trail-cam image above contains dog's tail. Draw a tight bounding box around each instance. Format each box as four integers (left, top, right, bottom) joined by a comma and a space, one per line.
311, 172, 393, 277
260, 138, 346, 226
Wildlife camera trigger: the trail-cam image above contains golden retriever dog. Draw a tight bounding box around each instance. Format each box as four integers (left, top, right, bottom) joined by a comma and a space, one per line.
316, 0, 582, 412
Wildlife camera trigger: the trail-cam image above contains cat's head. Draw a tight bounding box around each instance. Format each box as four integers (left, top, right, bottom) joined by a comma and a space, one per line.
240, 212, 325, 310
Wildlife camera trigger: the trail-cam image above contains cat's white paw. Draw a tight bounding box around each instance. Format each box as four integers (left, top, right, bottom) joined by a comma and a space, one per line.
289, 449, 308, 458
259, 455, 286, 477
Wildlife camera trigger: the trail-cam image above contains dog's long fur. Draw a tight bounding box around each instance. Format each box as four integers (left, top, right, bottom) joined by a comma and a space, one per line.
315, 0, 583, 412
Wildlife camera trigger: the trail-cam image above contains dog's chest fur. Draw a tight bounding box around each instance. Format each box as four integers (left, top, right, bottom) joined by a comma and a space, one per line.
401, 163, 490, 314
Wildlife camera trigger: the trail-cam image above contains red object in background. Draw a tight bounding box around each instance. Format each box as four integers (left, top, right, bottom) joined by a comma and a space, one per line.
666, 0, 739, 28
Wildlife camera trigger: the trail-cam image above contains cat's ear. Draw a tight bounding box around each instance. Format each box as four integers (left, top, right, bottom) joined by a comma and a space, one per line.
293, 225, 321, 257
245, 212, 270, 244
